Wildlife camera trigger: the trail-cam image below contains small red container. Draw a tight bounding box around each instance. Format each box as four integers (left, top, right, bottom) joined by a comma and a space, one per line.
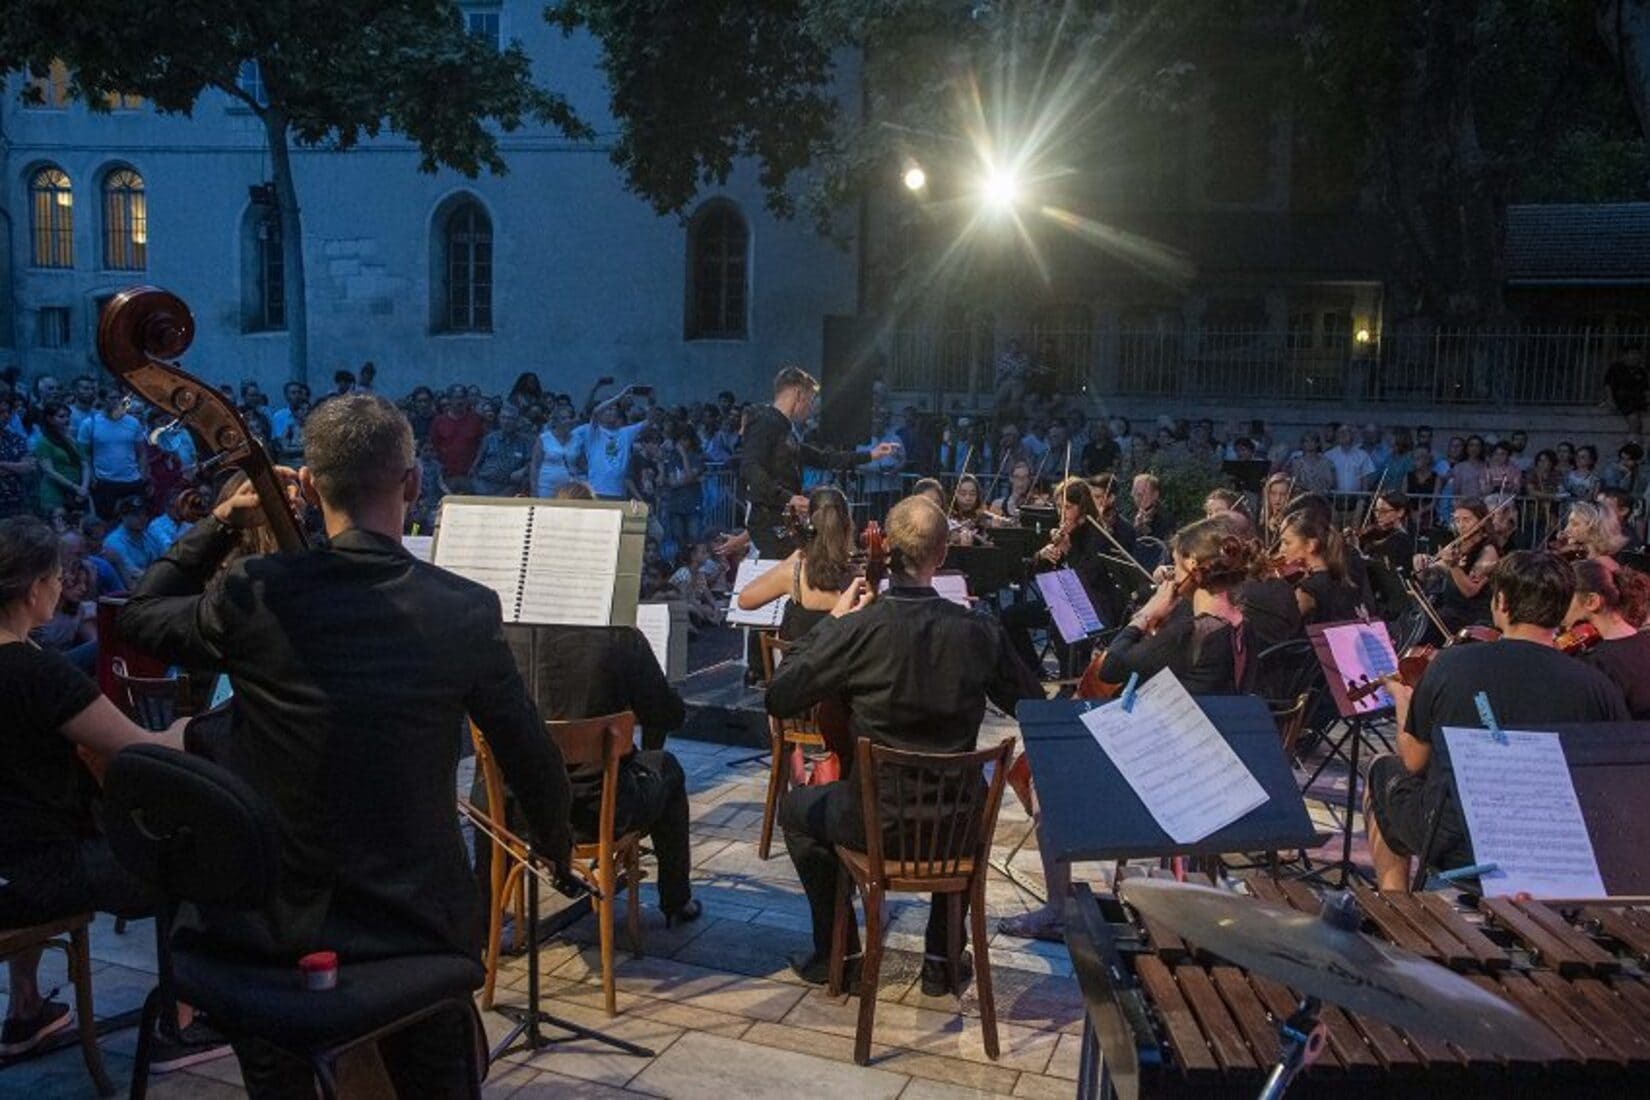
298, 951, 338, 991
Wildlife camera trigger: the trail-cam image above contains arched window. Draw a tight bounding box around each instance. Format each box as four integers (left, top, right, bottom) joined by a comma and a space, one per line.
102, 168, 147, 270
240, 204, 284, 332
29, 166, 74, 268
443, 201, 492, 332
685, 201, 748, 340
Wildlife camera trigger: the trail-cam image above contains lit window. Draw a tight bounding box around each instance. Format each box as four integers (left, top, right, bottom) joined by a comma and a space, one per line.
29, 166, 74, 268
445, 202, 493, 332
25, 60, 70, 109
686, 202, 748, 340
102, 168, 147, 271
102, 90, 144, 110
237, 61, 268, 107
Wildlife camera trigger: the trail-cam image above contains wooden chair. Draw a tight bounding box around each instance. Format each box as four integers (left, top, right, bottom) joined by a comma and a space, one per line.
546, 713, 647, 1018
468, 725, 531, 1010
757, 633, 830, 860
828, 737, 1014, 1065
109, 657, 193, 731
0, 914, 116, 1096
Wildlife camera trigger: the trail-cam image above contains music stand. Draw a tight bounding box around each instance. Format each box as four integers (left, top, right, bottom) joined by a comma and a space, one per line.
1299, 620, 1400, 888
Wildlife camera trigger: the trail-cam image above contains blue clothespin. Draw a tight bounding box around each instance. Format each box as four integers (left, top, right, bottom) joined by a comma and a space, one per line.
1438, 861, 1498, 883
1120, 672, 1141, 714
1474, 691, 1507, 745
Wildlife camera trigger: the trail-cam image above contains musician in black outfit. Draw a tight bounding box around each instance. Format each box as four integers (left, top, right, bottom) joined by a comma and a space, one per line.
1002, 478, 1116, 677
1366, 552, 1629, 892
121, 395, 575, 1097
1357, 490, 1415, 621
1278, 510, 1366, 625
769, 496, 1040, 994
739, 367, 898, 558
1568, 557, 1650, 718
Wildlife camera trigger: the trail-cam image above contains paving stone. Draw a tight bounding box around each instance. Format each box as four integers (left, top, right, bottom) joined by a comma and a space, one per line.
740, 1020, 1021, 1094
629, 1030, 907, 1100
782, 986, 1059, 1074
551, 948, 808, 1023
1012, 1071, 1076, 1098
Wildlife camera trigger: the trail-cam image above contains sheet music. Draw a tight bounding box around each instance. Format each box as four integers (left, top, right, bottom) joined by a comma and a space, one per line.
636, 603, 673, 678
520, 506, 622, 626
1442, 727, 1605, 899
1036, 568, 1104, 644
726, 558, 787, 628
1322, 621, 1398, 712
431, 503, 531, 614
879, 571, 971, 607
402, 535, 434, 563
1080, 670, 1269, 843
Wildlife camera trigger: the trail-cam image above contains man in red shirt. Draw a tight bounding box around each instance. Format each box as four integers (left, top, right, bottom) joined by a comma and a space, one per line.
429, 384, 485, 490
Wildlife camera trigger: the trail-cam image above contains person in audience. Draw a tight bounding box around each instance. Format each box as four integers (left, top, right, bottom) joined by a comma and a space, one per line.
768, 496, 1040, 992
1324, 425, 1375, 494
1366, 552, 1628, 891
103, 495, 167, 586
31, 400, 89, 520
430, 384, 486, 491
579, 384, 653, 502
468, 401, 533, 497
0, 393, 35, 521
77, 390, 148, 521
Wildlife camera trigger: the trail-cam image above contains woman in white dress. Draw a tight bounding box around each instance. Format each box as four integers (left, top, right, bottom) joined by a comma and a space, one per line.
529, 405, 582, 498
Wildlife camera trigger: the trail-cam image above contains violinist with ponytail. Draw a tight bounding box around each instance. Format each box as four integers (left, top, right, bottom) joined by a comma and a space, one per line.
1568, 557, 1650, 718
1277, 510, 1364, 625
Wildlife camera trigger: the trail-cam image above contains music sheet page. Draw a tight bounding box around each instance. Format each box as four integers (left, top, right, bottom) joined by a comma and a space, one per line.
431, 503, 531, 617
1321, 621, 1398, 712
1036, 567, 1104, 643
520, 506, 622, 626
636, 603, 673, 677
726, 558, 788, 628
1080, 670, 1269, 843
1441, 727, 1605, 899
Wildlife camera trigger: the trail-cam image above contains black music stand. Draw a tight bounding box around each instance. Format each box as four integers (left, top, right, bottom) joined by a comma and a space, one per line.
1412, 721, 1650, 896
945, 543, 1018, 600
486, 844, 654, 1062
1297, 621, 1399, 888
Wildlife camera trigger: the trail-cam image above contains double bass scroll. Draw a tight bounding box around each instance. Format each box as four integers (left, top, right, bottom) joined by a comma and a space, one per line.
97, 286, 308, 552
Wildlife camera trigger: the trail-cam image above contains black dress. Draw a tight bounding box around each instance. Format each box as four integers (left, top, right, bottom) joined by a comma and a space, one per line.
1297, 568, 1365, 625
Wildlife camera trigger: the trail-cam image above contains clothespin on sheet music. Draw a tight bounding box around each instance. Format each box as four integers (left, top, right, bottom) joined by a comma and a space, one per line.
1437, 861, 1498, 884
1120, 672, 1141, 714
1473, 691, 1507, 745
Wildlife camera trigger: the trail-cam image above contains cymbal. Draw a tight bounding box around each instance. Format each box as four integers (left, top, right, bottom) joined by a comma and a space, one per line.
1117, 879, 1563, 1059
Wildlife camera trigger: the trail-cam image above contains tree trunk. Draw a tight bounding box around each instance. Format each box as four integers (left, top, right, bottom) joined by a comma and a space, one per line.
1599, 0, 1650, 153
1378, 0, 1509, 327
263, 108, 309, 386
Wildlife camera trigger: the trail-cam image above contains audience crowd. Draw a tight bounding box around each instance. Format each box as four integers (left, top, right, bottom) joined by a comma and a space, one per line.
4, 358, 1649, 660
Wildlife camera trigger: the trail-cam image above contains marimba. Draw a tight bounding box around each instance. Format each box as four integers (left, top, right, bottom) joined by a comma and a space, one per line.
1067, 876, 1650, 1098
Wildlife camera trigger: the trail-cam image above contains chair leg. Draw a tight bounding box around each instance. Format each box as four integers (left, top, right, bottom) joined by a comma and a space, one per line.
946, 893, 964, 995
969, 874, 1000, 1060
854, 885, 885, 1066
129, 986, 165, 1100
827, 866, 852, 997
626, 846, 644, 958
311, 1054, 339, 1100
759, 732, 786, 861
481, 861, 515, 1011
67, 925, 115, 1097
599, 858, 618, 1017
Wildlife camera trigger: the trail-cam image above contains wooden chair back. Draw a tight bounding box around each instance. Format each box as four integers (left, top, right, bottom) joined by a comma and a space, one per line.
545, 712, 637, 858
758, 634, 827, 742
1272, 691, 1314, 760
755, 630, 785, 685
853, 737, 1014, 893
111, 656, 193, 731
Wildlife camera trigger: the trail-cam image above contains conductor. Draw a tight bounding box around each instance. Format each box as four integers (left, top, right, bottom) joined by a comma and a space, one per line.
740, 367, 899, 557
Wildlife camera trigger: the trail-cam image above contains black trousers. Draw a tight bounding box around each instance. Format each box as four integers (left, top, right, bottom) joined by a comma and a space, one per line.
779, 780, 964, 959
232, 1002, 474, 1100
0, 837, 156, 928
1000, 598, 1091, 680
91, 477, 146, 521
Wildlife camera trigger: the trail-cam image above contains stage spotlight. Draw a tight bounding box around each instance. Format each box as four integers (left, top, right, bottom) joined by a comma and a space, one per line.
981, 164, 1020, 210
903, 164, 927, 192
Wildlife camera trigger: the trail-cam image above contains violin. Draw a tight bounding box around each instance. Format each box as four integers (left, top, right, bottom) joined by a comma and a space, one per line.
97, 287, 308, 552
1556, 621, 1603, 655
1546, 536, 1587, 563
1267, 554, 1308, 584
861, 520, 888, 594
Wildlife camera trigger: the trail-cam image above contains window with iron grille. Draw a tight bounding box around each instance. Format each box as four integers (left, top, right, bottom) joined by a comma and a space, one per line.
445, 202, 493, 332
255, 211, 285, 330
102, 168, 147, 270
461, 4, 503, 49
29, 166, 74, 268
237, 60, 268, 107
686, 202, 748, 340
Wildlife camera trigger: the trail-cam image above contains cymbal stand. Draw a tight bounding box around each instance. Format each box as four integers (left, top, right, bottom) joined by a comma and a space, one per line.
1257, 996, 1328, 1100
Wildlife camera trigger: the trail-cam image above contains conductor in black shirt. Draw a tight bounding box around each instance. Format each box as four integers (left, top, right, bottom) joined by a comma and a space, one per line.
768, 496, 1041, 994
121, 394, 575, 1097
740, 367, 899, 558
1365, 551, 1629, 892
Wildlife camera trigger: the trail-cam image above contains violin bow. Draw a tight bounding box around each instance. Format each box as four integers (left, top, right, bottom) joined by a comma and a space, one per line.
945, 443, 975, 517
1084, 513, 1157, 583
1403, 574, 1453, 640
979, 449, 1013, 512
457, 798, 601, 901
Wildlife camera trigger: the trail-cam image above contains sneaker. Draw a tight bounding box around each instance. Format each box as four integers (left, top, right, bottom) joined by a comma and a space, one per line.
921, 951, 973, 998
0, 1000, 72, 1057
149, 1021, 232, 1075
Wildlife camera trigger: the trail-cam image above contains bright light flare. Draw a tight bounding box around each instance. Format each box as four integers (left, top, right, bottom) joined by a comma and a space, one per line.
902, 165, 927, 192
980, 164, 1021, 210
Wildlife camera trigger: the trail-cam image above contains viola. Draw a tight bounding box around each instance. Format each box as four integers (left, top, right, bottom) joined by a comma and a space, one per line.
97, 287, 308, 552
1556, 621, 1603, 655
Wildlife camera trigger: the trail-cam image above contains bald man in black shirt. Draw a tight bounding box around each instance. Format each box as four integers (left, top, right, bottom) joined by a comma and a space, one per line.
768, 496, 1040, 995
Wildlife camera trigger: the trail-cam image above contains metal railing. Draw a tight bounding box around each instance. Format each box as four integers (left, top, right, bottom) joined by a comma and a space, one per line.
888, 322, 1650, 408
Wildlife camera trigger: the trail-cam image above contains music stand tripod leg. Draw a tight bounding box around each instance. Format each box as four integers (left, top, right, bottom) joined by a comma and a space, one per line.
988, 822, 1047, 905
1258, 996, 1326, 1100
489, 862, 655, 1061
